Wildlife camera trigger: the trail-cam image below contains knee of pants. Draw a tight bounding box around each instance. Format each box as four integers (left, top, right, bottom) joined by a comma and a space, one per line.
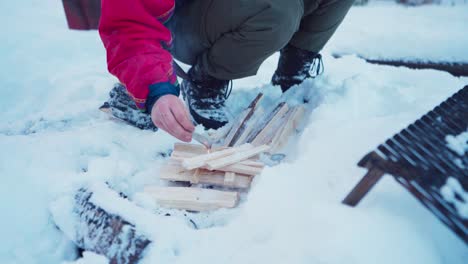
241, 0, 304, 52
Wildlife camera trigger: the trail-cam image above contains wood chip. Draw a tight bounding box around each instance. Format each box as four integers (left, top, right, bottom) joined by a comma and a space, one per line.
144, 186, 239, 211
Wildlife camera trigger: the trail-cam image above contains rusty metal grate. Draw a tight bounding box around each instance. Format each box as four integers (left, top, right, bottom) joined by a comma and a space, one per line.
343, 85, 467, 244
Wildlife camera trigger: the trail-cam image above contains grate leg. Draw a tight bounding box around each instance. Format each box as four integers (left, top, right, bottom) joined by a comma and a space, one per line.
342, 168, 384, 206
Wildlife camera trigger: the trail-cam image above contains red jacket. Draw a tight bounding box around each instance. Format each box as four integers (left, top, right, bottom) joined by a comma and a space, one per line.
99, 0, 178, 110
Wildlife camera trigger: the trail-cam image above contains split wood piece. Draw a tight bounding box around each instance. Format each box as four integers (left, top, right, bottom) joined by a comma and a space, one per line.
192, 169, 201, 184
206, 145, 270, 170
171, 155, 264, 174
245, 102, 287, 144
224, 93, 264, 147
144, 186, 239, 211
172, 143, 208, 158
235, 107, 265, 145
251, 103, 289, 146
170, 148, 264, 168
224, 172, 237, 186
269, 106, 306, 153
222, 109, 250, 147
216, 163, 263, 176
182, 143, 253, 170
160, 163, 254, 188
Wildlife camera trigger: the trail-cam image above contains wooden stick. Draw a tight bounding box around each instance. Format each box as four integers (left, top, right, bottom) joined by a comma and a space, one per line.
250, 103, 289, 146
222, 109, 250, 147
206, 145, 270, 170
181, 144, 253, 170
224, 172, 237, 186
172, 143, 208, 158
235, 107, 265, 145
168, 155, 263, 175
245, 102, 287, 144
239, 159, 264, 168
227, 93, 263, 147
215, 163, 263, 176
143, 186, 239, 211
192, 169, 201, 184
269, 106, 305, 153
160, 164, 253, 188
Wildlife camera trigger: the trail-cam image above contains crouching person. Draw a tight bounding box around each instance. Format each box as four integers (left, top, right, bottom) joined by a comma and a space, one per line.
99, 0, 354, 141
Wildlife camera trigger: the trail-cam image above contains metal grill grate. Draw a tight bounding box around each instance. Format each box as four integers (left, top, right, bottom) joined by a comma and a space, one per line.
343, 85, 467, 244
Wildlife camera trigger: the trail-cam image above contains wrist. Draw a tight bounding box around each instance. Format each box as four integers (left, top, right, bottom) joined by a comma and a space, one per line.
145, 82, 180, 113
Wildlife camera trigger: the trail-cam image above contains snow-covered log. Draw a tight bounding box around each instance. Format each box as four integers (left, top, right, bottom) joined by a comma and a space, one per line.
73, 187, 151, 264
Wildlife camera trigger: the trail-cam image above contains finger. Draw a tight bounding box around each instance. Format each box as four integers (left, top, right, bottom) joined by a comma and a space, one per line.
171, 101, 195, 132
158, 108, 192, 142
151, 108, 164, 129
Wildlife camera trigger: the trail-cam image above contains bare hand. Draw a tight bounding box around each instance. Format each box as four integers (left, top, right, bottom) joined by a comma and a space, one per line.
151, 95, 195, 142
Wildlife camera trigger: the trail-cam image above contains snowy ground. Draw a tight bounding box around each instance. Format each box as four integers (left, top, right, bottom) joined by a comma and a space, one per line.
0, 1, 467, 264
327, 1, 468, 62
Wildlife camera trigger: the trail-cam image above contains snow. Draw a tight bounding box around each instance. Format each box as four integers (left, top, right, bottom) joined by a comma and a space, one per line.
327, 1, 468, 62
63, 252, 108, 264
441, 178, 468, 219
1, 1, 468, 264
446, 131, 468, 156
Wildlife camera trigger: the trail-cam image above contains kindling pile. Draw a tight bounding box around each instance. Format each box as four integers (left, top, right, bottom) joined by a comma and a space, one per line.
140, 93, 306, 211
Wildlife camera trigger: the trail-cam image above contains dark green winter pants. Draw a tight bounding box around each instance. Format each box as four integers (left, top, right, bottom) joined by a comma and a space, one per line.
168, 0, 354, 80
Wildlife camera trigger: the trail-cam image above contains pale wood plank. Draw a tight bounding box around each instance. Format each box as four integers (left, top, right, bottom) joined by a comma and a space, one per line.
221, 109, 250, 147
235, 107, 265, 145
206, 145, 270, 170
143, 186, 239, 211
172, 143, 208, 158
224, 172, 236, 186
215, 163, 263, 176
181, 143, 253, 170
245, 102, 287, 143
239, 159, 264, 168
159, 163, 253, 188
192, 169, 201, 184
229, 93, 263, 147
251, 103, 289, 146
270, 106, 306, 153
167, 157, 263, 176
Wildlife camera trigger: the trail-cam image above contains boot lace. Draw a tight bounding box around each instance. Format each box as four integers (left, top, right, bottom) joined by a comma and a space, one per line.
307, 53, 324, 78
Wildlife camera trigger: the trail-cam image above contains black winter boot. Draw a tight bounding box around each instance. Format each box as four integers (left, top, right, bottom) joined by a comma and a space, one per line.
181, 64, 232, 129
271, 44, 324, 93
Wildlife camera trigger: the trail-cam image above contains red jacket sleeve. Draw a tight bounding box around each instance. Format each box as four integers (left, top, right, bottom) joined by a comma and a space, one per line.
99, 0, 177, 109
